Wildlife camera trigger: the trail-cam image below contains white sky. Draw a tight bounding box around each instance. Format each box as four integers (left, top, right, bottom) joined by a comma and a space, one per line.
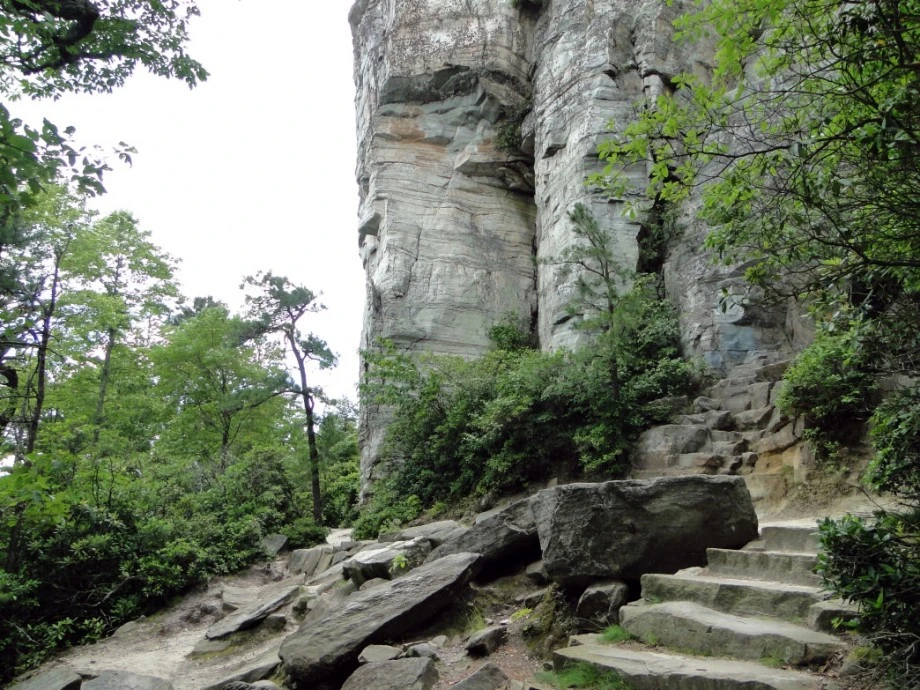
13, 0, 365, 404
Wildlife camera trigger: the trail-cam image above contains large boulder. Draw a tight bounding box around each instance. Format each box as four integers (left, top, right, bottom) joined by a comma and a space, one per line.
425, 497, 539, 574
279, 552, 481, 689
532, 476, 759, 585
340, 657, 438, 690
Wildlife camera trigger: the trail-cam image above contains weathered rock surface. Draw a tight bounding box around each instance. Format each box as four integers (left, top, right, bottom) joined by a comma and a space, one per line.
9, 668, 82, 690
425, 497, 538, 573
279, 552, 481, 688
350, 0, 539, 492
349, 0, 809, 494
340, 657, 438, 690
82, 671, 174, 690
532, 476, 759, 584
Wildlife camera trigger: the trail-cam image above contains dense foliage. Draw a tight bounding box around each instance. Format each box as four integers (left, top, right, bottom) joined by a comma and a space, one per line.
356, 275, 697, 539
591, 0, 920, 682
0, 191, 358, 682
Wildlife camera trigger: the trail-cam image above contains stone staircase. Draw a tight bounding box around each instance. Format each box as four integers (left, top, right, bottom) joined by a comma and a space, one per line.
632, 353, 808, 506
548, 523, 854, 690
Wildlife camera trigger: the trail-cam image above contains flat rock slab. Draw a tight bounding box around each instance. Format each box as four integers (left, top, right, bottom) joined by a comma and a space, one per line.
555, 644, 825, 690
280, 552, 481, 688
453, 662, 509, 690
207, 579, 300, 639
425, 498, 538, 573
83, 671, 174, 690
379, 520, 468, 546
532, 476, 759, 585
9, 667, 82, 690
341, 657, 438, 690
200, 648, 281, 690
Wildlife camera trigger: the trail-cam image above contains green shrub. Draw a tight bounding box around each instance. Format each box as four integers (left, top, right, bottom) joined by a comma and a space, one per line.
357, 288, 697, 522
867, 386, 920, 501
817, 511, 920, 687
777, 325, 875, 460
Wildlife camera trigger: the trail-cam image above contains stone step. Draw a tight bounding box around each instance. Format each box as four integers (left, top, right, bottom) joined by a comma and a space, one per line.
640, 573, 824, 623
619, 601, 846, 666
760, 524, 822, 554
554, 643, 828, 690
707, 548, 820, 586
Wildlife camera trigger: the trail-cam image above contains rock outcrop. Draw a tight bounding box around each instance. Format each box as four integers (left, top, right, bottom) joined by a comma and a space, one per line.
531, 476, 759, 585
350, 0, 809, 492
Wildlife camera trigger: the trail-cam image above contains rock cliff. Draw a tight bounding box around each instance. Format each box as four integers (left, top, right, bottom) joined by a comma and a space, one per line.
350, 0, 808, 490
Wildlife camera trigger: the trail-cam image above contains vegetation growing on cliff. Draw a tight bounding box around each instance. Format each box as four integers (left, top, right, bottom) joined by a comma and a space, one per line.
355, 205, 698, 539
592, 0, 920, 683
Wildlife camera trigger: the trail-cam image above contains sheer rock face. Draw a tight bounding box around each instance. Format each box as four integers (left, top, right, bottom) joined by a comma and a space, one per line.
350, 0, 803, 491
350, 0, 539, 490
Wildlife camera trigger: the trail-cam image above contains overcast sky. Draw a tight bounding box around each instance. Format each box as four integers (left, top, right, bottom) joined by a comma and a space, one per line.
14, 0, 365, 404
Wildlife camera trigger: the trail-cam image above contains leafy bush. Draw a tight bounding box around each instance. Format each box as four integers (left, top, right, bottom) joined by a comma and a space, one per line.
816, 384, 920, 687
777, 325, 875, 460
867, 387, 920, 502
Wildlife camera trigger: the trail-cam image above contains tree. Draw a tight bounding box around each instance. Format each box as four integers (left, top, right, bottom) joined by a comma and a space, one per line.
0, 0, 205, 239
153, 305, 289, 465
0, 186, 91, 455
63, 210, 177, 446
242, 272, 335, 524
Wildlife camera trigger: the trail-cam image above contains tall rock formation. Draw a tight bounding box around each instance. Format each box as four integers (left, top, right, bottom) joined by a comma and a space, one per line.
350, 0, 806, 491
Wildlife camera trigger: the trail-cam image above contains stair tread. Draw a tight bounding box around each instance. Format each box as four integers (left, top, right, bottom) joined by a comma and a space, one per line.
555, 643, 827, 690
621, 600, 846, 647
647, 572, 823, 593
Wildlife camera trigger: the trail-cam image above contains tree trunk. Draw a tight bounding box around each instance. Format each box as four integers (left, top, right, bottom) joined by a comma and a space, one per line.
288, 332, 323, 524
25, 261, 62, 454
92, 326, 117, 446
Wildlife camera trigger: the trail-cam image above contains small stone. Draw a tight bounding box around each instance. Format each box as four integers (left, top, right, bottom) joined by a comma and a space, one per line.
453, 662, 509, 690
189, 637, 232, 657
428, 635, 448, 648
404, 642, 439, 658
359, 644, 402, 663
465, 625, 507, 657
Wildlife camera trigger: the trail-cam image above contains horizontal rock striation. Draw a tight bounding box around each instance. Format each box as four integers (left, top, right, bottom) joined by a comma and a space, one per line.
350, 0, 811, 493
